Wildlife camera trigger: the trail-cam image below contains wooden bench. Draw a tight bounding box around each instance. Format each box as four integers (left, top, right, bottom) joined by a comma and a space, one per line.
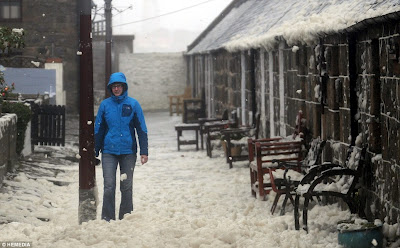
293, 145, 367, 232
249, 110, 306, 200
250, 139, 303, 201
174, 123, 200, 151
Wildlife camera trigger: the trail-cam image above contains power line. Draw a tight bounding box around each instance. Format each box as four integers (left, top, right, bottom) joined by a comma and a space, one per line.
113, 0, 221, 27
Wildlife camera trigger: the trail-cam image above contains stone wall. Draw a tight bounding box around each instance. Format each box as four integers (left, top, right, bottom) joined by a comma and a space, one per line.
119, 52, 187, 111
187, 20, 400, 227
213, 50, 242, 118
355, 21, 400, 225
0, 114, 18, 186
313, 22, 400, 225
192, 50, 253, 121
259, 29, 400, 224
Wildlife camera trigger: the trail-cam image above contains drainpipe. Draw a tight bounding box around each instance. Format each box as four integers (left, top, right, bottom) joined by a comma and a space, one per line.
241, 51, 246, 126
250, 49, 257, 126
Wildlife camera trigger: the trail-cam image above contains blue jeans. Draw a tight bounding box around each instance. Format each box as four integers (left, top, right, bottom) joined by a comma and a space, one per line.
101, 153, 137, 221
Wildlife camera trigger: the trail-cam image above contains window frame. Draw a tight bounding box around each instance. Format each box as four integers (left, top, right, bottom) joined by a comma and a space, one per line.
0, 0, 22, 22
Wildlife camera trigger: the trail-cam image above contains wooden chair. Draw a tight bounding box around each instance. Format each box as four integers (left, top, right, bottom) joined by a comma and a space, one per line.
168, 86, 192, 116
293, 145, 367, 232
182, 98, 205, 123
269, 137, 326, 215
204, 120, 231, 158
221, 113, 261, 169
204, 110, 237, 158
198, 117, 219, 150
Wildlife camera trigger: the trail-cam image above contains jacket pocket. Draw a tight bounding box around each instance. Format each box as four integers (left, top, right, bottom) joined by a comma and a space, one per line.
122, 104, 133, 117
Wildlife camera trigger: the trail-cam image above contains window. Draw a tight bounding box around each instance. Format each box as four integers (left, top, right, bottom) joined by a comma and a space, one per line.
0, 0, 21, 21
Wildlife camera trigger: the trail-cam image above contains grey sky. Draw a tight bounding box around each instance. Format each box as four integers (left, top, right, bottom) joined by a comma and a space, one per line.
92, 0, 231, 52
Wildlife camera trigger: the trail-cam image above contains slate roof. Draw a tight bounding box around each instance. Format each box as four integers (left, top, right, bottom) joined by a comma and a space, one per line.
187, 0, 400, 54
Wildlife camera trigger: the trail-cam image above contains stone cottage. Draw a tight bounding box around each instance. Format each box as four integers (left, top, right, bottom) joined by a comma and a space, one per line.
185, 0, 400, 228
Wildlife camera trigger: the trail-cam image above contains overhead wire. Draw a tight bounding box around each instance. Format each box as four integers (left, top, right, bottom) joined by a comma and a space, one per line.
113, 0, 221, 27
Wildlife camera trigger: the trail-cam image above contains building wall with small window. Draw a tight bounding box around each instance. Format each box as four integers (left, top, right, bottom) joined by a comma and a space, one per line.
0, 0, 80, 114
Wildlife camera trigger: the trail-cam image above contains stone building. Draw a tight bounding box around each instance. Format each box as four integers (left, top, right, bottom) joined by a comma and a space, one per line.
186, 0, 400, 228
0, 0, 80, 113
0, 1, 134, 114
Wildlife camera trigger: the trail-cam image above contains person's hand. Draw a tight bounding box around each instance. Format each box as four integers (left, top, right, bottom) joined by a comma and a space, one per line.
140, 155, 148, 165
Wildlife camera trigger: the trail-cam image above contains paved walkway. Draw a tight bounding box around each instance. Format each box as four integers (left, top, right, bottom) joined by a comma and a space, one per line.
0, 111, 353, 248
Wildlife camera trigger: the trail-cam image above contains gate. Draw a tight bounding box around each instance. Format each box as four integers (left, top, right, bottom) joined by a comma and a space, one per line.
31, 104, 65, 146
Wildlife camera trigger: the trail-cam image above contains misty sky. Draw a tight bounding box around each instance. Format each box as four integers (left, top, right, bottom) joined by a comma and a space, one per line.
92, 0, 232, 52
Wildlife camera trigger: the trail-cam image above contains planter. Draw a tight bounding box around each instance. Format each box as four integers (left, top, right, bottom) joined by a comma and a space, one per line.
337, 220, 383, 248
221, 140, 242, 156
230, 146, 242, 156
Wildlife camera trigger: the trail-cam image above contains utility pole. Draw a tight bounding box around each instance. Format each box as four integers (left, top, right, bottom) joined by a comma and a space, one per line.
105, 0, 112, 98
78, 0, 97, 224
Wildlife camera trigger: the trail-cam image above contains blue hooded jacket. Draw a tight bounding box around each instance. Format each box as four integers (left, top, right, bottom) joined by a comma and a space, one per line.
94, 72, 148, 156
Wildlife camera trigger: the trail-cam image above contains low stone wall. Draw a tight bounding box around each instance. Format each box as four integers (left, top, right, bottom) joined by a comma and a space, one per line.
0, 113, 18, 186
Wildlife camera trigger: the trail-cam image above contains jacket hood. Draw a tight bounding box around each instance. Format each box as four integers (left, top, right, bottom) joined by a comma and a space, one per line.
107, 72, 128, 101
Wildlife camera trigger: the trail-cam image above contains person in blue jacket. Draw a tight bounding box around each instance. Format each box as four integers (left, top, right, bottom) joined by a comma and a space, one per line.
95, 72, 148, 221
